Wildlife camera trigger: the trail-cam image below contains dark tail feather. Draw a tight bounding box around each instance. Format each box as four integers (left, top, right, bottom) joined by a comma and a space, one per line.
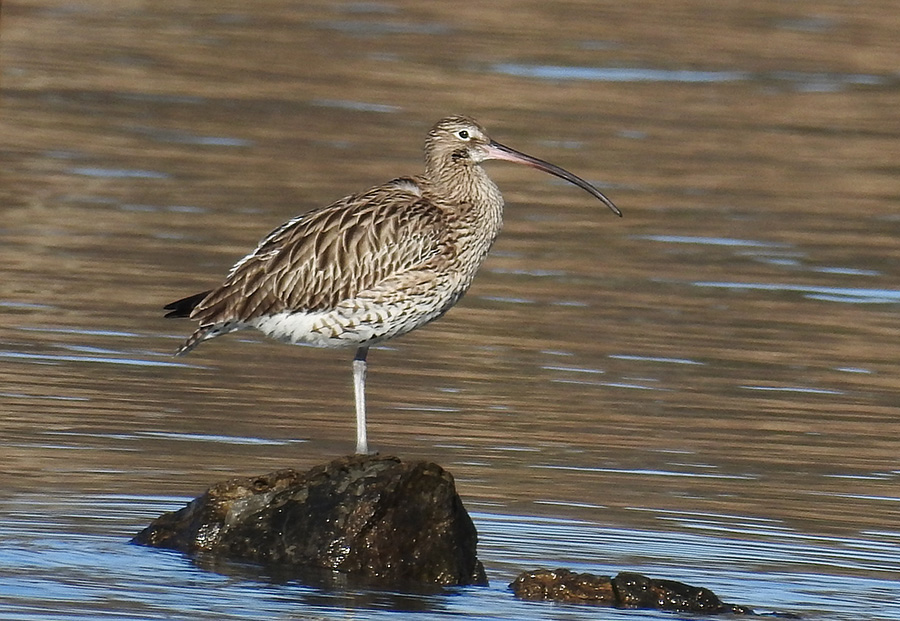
164, 290, 212, 318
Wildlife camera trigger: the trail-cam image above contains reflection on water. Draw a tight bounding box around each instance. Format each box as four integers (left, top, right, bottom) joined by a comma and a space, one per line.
2, 494, 898, 620
69, 167, 172, 179
2, 0, 900, 619
491, 62, 891, 90
634, 234, 792, 248
693, 281, 900, 304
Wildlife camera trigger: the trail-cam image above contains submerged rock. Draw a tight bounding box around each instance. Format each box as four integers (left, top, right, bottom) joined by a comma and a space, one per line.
511, 568, 756, 615
132, 454, 487, 586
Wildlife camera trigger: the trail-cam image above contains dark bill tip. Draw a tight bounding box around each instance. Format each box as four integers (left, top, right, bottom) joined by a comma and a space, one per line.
485, 141, 622, 217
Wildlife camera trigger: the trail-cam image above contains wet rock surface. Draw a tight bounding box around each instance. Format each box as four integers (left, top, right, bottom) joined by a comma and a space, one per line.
132, 454, 487, 586
511, 568, 759, 615
133, 456, 793, 615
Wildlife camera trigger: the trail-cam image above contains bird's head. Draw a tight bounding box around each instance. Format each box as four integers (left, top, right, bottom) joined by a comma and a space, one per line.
425, 116, 494, 168
424, 115, 621, 216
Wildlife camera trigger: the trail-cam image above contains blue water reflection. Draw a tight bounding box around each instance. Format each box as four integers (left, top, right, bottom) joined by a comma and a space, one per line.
3, 495, 899, 620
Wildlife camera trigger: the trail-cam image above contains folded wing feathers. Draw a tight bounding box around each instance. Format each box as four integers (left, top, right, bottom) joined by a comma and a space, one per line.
189, 178, 446, 327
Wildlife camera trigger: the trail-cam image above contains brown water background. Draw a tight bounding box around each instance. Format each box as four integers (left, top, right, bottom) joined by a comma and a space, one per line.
1, 1, 899, 619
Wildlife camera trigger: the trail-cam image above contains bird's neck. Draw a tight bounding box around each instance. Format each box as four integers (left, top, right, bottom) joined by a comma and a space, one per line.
424, 159, 503, 213
421, 160, 505, 277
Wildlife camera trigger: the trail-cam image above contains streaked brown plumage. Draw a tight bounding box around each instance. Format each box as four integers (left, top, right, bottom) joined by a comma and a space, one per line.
165, 115, 620, 454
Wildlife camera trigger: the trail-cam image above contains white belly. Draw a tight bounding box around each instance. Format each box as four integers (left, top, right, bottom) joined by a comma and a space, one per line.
248, 300, 453, 349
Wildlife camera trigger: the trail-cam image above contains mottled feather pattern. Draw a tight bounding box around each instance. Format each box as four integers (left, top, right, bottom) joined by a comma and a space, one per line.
190, 178, 451, 327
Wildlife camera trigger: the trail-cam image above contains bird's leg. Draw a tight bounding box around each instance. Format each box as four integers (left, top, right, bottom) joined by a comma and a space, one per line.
352, 346, 370, 455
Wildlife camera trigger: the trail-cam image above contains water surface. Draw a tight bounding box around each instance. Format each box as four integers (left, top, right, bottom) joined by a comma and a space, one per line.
1, 1, 899, 619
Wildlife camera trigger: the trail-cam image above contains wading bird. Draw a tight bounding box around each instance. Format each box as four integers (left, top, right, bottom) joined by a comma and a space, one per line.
165, 116, 620, 454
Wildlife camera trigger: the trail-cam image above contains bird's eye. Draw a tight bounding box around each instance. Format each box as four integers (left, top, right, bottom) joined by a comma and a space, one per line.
456, 129, 470, 140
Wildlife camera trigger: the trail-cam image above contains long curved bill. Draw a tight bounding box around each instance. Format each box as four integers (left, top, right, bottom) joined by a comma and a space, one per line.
485, 140, 622, 217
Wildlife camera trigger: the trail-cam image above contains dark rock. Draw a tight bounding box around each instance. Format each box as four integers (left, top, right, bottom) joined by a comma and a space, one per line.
133, 454, 487, 586
613, 571, 754, 614
510, 567, 616, 604
511, 568, 755, 615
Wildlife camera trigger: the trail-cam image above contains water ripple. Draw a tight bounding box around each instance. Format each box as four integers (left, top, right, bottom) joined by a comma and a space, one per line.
635, 234, 789, 248
68, 167, 170, 179
692, 281, 900, 304
310, 99, 401, 113
493, 64, 751, 83
533, 464, 756, 480
0, 350, 201, 369
491, 63, 891, 91
610, 354, 704, 365
741, 384, 844, 396
138, 431, 302, 446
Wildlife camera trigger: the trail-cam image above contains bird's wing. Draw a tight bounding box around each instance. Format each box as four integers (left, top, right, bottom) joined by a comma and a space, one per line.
190, 178, 450, 326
